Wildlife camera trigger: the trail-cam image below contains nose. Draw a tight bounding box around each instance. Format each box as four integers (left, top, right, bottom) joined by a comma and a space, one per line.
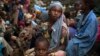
40, 50, 43, 54
55, 11, 58, 15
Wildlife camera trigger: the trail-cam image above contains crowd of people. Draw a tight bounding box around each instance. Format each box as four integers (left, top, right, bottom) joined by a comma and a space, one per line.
0, 0, 100, 56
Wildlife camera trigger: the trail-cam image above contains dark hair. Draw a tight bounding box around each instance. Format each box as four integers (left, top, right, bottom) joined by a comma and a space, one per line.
25, 20, 31, 26
64, 12, 70, 18
4, 31, 12, 43
83, 0, 95, 10
35, 37, 49, 47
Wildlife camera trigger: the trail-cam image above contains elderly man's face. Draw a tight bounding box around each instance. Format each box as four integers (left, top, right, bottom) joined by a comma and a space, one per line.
49, 6, 62, 21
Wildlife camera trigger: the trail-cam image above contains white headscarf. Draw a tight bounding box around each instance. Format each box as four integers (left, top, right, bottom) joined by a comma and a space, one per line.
48, 2, 69, 51
48, 1, 64, 12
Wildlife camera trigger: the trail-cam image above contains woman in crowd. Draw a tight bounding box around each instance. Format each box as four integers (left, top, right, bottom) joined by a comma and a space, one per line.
47, 2, 68, 55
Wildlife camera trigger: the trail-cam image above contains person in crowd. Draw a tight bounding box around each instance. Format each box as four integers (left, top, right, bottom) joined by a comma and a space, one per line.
25, 37, 49, 56
23, 0, 30, 12
25, 36, 66, 56
11, 4, 19, 25
35, 37, 49, 56
47, 2, 68, 55
64, 12, 77, 40
66, 0, 98, 56
12, 30, 31, 56
74, 0, 83, 23
18, 4, 25, 29
24, 20, 33, 40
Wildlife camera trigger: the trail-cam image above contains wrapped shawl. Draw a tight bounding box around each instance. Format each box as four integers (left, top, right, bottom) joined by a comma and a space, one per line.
49, 15, 64, 50
49, 1, 69, 51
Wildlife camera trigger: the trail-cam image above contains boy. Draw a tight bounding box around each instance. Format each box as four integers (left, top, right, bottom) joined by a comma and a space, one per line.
35, 37, 49, 56
25, 37, 66, 56
25, 37, 49, 56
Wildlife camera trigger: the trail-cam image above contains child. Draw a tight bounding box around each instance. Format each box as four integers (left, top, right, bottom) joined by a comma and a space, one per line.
35, 37, 49, 56
25, 37, 49, 56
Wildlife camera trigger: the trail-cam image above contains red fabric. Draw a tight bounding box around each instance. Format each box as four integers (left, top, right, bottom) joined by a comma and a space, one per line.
96, 24, 100, 42
18, 20, 25, 28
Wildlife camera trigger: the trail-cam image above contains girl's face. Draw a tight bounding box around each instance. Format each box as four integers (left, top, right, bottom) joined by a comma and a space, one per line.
49, 6, 62, 21
35, 42, 48, 56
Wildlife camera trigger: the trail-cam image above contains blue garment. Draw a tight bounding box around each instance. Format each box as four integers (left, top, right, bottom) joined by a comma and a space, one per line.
66, 10, 98, 56
69, 27, 77, 40
34, 5, 47, 13
0, 43, 4, 56
49, 15, 64, 50
18, 9, 24, 20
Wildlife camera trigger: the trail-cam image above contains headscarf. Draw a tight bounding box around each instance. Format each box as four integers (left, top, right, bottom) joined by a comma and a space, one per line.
48, 2, 69, 50
48, 1, 63, 11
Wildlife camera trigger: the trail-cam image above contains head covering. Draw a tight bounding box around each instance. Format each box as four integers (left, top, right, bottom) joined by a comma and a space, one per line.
49, 14, 69, 51
48, 1, 63, 11
48, 2, 69, 51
